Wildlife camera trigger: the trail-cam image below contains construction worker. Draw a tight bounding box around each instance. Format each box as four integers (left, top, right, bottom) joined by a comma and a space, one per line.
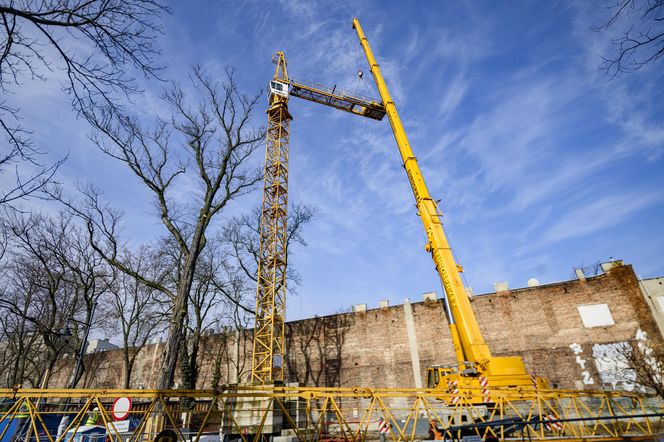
15, 400, 30, 419
10, 401, 31, 442
85, 407, 100, 426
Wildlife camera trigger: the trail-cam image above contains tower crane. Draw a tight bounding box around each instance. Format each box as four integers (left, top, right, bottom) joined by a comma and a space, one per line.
251, 52, 385, 384
252, 19, 546, 397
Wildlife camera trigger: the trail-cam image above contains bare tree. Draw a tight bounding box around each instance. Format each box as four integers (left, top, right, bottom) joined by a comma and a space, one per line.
0, 0, 168, 207
173, 199, 315, 390
61, 67, 265, 389
221, 203, 315, 294
0, 212, 78, 387
58, 222, 114, 388
99, 246, 164, 388
594, 331, 664, 396
103, 247, 166, 388
0, 293, 42, 387
179, 243, 226, 392
628, 334, 664, 397
181, 238, 262, 390
0, 144, 64, 208
596, 0, 664, 75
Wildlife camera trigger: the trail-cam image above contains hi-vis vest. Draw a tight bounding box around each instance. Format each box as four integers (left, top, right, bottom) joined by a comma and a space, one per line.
85, 410, 99, 426
16, 402, 29, 419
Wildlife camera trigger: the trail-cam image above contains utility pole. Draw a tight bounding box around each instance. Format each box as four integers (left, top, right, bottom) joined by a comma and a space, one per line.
68, 302, 97, 388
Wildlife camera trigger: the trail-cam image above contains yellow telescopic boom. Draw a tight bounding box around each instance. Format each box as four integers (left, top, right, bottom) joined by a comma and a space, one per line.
352, 17, 490, 367
352, 18, 536, 389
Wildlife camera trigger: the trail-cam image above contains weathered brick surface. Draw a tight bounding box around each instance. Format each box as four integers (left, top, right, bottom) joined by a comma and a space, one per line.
50, 264, 662, 391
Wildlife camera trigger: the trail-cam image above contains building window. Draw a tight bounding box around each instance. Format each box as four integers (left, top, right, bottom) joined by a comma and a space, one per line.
656, 296, 664, 311
577, 304, 615, 328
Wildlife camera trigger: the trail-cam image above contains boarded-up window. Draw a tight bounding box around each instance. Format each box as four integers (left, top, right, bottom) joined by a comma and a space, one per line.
577, 304, 615, 328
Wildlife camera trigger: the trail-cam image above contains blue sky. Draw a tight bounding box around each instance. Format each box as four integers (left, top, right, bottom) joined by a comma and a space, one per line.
15, 1, 664, 320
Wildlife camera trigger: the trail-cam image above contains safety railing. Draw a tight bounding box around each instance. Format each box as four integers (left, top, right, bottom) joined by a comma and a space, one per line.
0, 386, 661, 442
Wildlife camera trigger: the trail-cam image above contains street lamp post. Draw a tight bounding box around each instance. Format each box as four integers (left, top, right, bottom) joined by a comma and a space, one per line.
68, 301, 98, 389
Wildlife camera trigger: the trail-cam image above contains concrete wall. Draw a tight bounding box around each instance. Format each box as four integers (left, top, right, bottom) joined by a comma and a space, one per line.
50, 263, 663, 392
640, 276, 664, 337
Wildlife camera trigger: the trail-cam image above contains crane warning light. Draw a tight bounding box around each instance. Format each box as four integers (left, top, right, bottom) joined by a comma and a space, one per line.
270, 81, 289, 98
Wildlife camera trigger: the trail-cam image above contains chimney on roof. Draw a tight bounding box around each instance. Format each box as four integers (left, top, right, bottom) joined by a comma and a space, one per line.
352, 303, 367, 313
422, 291, 437, 302
601, 259, 624, 273
575, 268, 586, 281
493, 281, 509, 293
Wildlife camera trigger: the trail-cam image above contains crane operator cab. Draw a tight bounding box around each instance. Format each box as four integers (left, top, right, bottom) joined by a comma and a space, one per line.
269, 80, 289, 98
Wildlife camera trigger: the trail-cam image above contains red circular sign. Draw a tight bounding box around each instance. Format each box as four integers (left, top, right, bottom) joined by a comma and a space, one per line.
112, 397, 132, 421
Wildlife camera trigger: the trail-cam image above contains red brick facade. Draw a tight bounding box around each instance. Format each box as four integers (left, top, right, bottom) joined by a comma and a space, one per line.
50, 264, 661, 391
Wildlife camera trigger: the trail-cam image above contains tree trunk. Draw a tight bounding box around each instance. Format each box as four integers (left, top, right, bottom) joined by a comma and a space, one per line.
124, 351, 133, 389
156, 239, 203, 390
157, 292, 188, 390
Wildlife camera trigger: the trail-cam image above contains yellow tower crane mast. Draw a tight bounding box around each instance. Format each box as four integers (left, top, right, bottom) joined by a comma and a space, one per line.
251, 52, 291, 384
251, 52, 385, 384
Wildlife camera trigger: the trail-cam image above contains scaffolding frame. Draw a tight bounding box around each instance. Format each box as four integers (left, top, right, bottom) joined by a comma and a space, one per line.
0, 386, 661, 442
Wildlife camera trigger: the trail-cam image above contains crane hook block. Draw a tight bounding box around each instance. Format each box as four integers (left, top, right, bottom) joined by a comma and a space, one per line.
357, 70, 364, 78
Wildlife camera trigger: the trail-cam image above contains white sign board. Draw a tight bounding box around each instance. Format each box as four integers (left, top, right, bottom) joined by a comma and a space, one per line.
577, 304, 615, 328
109, 420, 130, 433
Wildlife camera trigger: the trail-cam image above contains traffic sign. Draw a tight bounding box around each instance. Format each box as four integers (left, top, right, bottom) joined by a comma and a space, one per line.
111, 397, 132, 421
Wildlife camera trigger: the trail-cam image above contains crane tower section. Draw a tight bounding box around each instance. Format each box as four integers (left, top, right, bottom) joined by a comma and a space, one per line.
251, 52, 291, 384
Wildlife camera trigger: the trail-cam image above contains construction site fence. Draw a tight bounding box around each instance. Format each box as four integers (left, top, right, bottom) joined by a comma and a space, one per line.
0, 386, 662, 442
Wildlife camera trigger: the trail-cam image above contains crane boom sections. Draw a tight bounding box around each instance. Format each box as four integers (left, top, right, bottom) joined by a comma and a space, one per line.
289, 79, 386, 120
351, 19, 538, 390
351, 18, 492, 367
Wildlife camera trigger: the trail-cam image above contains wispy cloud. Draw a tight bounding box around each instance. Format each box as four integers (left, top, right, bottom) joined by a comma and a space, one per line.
541, 190, 663, 244
13, 1, 664, 320
438, 72, 468, 118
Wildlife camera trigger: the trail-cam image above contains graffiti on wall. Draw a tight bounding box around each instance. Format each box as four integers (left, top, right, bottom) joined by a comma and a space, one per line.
569, 343, 594, 385
592, 342, 635, 391
582, 329, 659, 392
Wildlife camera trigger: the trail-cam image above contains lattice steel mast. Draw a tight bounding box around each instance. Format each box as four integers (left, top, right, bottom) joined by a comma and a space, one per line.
251, 50, 385, 384
251, 52, 291, 384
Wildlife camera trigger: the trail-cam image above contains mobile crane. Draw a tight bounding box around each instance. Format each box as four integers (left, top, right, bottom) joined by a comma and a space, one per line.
351, 19, 548, 397
252, 18, 546, 399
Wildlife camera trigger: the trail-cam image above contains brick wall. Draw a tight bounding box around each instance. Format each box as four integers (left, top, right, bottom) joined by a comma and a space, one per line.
50, 264, 662, 391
